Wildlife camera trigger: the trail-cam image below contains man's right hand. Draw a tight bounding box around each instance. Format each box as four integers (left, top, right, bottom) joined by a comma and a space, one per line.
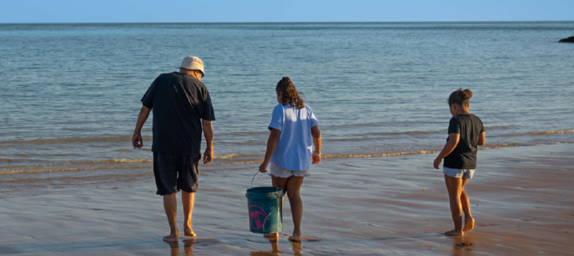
132, 132, 143, 149
203, 147, 213, 164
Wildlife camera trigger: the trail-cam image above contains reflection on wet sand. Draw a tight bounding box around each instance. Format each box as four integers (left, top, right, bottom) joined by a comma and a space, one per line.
250, 237, 283, 256
291, 242, 302, 256
250, 236, 306, 256
165, 238, 196, 256
449, 235, 475, 256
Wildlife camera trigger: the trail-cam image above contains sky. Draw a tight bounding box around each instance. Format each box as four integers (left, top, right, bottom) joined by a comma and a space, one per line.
0, 0, 572, 23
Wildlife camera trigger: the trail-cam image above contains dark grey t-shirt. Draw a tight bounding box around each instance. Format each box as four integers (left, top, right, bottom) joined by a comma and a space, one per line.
444, 114, 484, 169
141, 72, 215, 156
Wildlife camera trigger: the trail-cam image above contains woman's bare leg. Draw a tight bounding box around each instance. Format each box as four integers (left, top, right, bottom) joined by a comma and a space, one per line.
286, 176, 305, 242
460, 178, 474, 231
444, 175, 464, 236
263, 176, 288, 239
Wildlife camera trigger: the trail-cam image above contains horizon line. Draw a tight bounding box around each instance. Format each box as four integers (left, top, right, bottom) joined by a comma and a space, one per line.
1, 20, 574, 25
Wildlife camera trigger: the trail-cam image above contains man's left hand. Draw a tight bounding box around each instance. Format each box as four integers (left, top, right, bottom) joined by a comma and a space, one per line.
203, 147, 213, 164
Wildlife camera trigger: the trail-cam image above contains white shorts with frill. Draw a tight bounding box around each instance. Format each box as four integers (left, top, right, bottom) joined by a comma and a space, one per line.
268, 162, 310, 178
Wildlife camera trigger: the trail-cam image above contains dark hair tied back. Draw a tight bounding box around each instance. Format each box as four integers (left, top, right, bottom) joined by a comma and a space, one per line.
448, 88, 473, 107
276, 77, 305, 109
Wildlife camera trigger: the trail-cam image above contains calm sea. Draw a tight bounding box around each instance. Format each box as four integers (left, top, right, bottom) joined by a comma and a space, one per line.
1, 22, 573, 185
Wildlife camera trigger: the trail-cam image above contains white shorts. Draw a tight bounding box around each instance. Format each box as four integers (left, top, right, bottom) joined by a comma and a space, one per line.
443, 167, 475, 179
268, 162, 310, 178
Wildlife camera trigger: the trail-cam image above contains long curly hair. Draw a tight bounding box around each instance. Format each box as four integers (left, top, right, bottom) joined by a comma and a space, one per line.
448, 88, 473, 108
276, 77, 305, 109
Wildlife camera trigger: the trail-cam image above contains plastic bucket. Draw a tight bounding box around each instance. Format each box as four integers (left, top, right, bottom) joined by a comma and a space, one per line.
245, 186, 283, 234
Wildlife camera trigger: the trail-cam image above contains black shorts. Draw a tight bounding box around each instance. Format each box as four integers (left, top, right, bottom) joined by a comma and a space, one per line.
153, 152, 200, 195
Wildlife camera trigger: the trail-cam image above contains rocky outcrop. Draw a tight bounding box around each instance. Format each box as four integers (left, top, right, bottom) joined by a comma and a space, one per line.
559, 36, 574, 43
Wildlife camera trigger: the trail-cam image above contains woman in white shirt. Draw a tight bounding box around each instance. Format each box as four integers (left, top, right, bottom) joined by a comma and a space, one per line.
259, 77, 322, 243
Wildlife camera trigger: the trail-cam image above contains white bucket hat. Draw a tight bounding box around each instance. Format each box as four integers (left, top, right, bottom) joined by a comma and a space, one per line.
179, 56, 205, 76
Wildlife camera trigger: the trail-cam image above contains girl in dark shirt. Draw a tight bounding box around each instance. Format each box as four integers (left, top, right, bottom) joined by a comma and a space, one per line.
433, 88, 485, 237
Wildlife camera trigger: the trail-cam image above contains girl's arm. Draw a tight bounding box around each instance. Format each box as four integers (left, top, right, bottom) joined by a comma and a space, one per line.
311, 126, 322, 164
259, 128, 281, 173
433, 133, 460, 169
478, 132, 485, 146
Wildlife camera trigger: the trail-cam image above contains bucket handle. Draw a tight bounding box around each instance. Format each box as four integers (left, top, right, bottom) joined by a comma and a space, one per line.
251, 170, 260, 188
250, 170, 282, 197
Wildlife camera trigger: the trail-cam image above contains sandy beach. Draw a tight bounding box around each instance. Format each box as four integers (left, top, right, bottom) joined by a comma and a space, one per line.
1, 143, 573, 255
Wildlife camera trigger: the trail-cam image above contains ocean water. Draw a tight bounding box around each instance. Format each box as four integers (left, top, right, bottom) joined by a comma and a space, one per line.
1, 22, 573, 184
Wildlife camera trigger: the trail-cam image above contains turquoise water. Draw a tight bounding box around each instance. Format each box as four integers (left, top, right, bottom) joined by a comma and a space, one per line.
0, 22, 573, 181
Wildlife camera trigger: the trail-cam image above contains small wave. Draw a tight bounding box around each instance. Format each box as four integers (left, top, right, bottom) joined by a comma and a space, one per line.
323, 150, 439, 159
0, 165, 151, 175
527, 129, 574, 135
484, 125, 513, 130
65, 159, 154, 165
370, 130, 445, 136
0, 142, 568, 176
329, 130, 446, 142
0, 159, 153, 173
214, 154, 258, 159
0, 154, 260, 171
328, 127, 513, 141
0, 135, 152, 146
478, 143, 524, 150
494, 129, 574, 137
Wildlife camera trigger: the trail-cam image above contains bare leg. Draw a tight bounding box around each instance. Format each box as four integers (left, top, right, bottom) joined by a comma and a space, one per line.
264, 176, 288, 240
163, 193, 179, 241
271, 175, 288, 207
182, 191, 196, 236
460, 178, 474, 231
286, 176, 305, 242
264, 235, 281, 254
444, 175, 463, 236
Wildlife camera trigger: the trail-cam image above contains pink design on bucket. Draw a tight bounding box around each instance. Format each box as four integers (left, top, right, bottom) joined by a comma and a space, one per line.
249, 205, 268, 229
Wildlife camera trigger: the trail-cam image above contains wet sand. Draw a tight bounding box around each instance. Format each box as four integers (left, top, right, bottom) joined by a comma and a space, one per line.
1, 144, 573, 255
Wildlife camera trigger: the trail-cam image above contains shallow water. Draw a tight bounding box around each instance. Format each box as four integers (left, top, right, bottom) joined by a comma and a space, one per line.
0, 22, 573, 181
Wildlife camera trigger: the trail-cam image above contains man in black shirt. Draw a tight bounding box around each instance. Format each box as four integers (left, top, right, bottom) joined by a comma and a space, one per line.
132, 56, 215, 242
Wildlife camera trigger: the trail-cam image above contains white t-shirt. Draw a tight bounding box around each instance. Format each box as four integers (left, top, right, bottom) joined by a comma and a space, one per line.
268, 103, 319, 171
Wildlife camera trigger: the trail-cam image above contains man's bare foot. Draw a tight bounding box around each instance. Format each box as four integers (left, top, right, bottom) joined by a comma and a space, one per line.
163, 232, 179, 242
288, 235, 302, 243
184, 226, 196, 237
444, 229, 463, 237
463, 218, 475, 232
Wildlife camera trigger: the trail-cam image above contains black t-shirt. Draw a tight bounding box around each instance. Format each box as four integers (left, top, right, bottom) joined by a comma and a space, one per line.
141, 72, 215, 156
444, 114, 484, 169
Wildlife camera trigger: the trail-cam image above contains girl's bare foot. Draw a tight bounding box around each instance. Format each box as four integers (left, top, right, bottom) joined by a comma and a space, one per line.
264, 232, 279, 240
463, 218, 475, 232
288, 235, 302, 243
163, 230, 179, 242
184, 226, 196, 237
444, 229, 463, 237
